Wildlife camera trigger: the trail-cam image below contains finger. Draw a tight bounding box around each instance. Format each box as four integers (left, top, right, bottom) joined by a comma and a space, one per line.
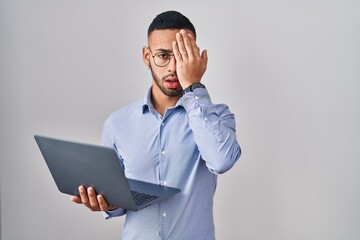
180, 30, 194, 58
176, 32, 187, 59
172, 40, 182, 62
188, 33, 200, 58
87, 187, 100, 209
79, 185, 91, 207
201, 49, 208, 67
97, 195, 109, 211
70, 195, 82, 204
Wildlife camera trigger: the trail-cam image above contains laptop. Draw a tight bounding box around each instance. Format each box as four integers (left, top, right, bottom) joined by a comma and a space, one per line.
34, 135, 180, 211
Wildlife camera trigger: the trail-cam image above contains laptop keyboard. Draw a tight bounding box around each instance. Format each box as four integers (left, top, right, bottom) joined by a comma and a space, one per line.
131, 190, 159, 206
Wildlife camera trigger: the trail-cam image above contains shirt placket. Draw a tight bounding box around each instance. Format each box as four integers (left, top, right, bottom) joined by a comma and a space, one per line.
158, 111, 171, 239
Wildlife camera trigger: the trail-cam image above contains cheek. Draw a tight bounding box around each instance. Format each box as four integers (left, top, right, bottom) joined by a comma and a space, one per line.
153, 68, 168, 79
150, 68, 163, 82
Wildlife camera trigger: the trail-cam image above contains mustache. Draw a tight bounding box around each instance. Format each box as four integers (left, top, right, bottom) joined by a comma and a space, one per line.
162, 73, 177, 80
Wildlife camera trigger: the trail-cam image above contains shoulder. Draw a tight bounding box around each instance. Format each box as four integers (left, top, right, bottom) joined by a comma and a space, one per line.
101, 97, 145, 147
104, 98, 143, 127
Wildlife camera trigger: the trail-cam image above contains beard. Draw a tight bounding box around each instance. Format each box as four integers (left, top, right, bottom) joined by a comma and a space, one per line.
150, 68, 183, 97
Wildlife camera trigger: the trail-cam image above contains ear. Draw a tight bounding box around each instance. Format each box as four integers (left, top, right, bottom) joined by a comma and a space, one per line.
142, 46, 151, 68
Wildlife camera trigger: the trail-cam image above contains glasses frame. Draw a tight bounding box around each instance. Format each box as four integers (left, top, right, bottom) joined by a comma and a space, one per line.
148, 47, 175, 67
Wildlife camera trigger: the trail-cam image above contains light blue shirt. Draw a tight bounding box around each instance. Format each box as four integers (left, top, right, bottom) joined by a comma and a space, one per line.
101, 87, 241, 240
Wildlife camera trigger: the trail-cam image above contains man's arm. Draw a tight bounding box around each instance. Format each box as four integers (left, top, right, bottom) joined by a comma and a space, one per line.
173, 29, 241, 174
182, 88, 241, 174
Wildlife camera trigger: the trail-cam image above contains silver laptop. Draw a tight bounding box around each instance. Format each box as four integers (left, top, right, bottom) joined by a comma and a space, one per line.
34, 135, 180, 211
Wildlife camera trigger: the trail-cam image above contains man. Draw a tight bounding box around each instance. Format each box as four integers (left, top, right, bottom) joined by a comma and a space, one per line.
71, 10, 241, 239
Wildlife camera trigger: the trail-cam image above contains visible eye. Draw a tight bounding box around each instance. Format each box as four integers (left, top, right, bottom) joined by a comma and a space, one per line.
156, 52, 170, 59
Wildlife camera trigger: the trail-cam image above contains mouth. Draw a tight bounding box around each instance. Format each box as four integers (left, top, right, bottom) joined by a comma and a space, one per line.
165, 78, 180, 89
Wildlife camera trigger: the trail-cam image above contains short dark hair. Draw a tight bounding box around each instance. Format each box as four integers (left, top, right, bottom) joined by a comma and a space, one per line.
148, 11, 196, 38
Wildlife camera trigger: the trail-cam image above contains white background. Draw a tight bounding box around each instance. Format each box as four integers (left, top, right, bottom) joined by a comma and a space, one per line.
1, 1, 359, 239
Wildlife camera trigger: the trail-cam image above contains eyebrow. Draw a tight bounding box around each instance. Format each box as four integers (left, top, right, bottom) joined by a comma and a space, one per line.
154, 48, 172, 53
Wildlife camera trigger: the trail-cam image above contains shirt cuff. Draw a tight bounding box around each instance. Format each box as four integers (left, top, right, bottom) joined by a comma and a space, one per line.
181, 88, 211, 112
103, 208, 126, 219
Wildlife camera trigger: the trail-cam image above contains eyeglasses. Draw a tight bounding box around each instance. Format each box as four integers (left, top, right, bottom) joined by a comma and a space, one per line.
148, 47, 175, 67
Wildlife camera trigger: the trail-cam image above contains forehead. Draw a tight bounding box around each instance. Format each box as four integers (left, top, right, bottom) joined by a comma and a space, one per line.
148, 29, 193, 50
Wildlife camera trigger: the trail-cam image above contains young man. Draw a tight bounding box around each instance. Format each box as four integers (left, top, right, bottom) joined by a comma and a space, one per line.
71, 10, 241, 239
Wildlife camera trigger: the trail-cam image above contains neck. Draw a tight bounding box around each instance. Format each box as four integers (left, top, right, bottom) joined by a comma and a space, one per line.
151, 87, 180, 116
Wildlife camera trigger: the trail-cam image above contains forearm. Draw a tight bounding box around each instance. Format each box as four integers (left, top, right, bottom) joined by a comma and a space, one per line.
182, 88, 241, 174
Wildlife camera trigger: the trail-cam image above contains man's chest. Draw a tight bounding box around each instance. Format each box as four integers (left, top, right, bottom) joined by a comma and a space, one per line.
113, 112, 200, 183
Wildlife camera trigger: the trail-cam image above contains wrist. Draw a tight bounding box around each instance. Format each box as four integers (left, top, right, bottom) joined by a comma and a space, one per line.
181, 82, 206, 97
181, 81, 193, 90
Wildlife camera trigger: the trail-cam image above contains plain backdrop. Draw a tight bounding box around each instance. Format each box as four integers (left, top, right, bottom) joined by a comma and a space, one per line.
1, 1, 359, 239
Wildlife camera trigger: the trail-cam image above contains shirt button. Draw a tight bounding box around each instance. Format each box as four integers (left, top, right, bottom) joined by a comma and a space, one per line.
161, 122, 165, 127
163, 181, 167, 186
204, 117, 208, 122
163, 212, 167, 217
194, 96, 199, 100
161, 150, 166, 155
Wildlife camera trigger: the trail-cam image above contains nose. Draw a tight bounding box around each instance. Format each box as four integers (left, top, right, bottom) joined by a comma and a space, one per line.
167, 55, 176, 72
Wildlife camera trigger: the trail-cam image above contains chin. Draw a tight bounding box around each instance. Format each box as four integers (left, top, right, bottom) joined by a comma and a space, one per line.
164, 89, 181, 97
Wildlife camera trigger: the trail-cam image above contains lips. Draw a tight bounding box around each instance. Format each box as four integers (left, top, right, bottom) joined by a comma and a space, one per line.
165, 78, 180, 89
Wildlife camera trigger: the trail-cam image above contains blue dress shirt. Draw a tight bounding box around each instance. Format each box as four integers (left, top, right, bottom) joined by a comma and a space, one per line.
101, 87, 241, 240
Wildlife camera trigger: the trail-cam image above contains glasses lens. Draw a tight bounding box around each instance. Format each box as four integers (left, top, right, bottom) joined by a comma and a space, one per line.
154, 52, 170, 67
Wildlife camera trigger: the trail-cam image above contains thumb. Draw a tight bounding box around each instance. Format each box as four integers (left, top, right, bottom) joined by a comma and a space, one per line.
201, 49, 208, 66
70, 195, 82, 204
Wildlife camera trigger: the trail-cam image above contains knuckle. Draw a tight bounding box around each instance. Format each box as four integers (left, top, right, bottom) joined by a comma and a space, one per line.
90, 198, 98, 207
81, 197, 89, 204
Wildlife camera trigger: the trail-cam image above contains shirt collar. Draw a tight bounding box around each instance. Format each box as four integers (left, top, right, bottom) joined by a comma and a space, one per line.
141, 88, 153, 114
141, 87, 184, 114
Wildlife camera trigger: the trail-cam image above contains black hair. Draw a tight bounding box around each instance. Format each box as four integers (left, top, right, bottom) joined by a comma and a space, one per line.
148, 11, 196, 38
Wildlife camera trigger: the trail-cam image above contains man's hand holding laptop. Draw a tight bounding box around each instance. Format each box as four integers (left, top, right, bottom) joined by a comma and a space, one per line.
70, 186, 117, 211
